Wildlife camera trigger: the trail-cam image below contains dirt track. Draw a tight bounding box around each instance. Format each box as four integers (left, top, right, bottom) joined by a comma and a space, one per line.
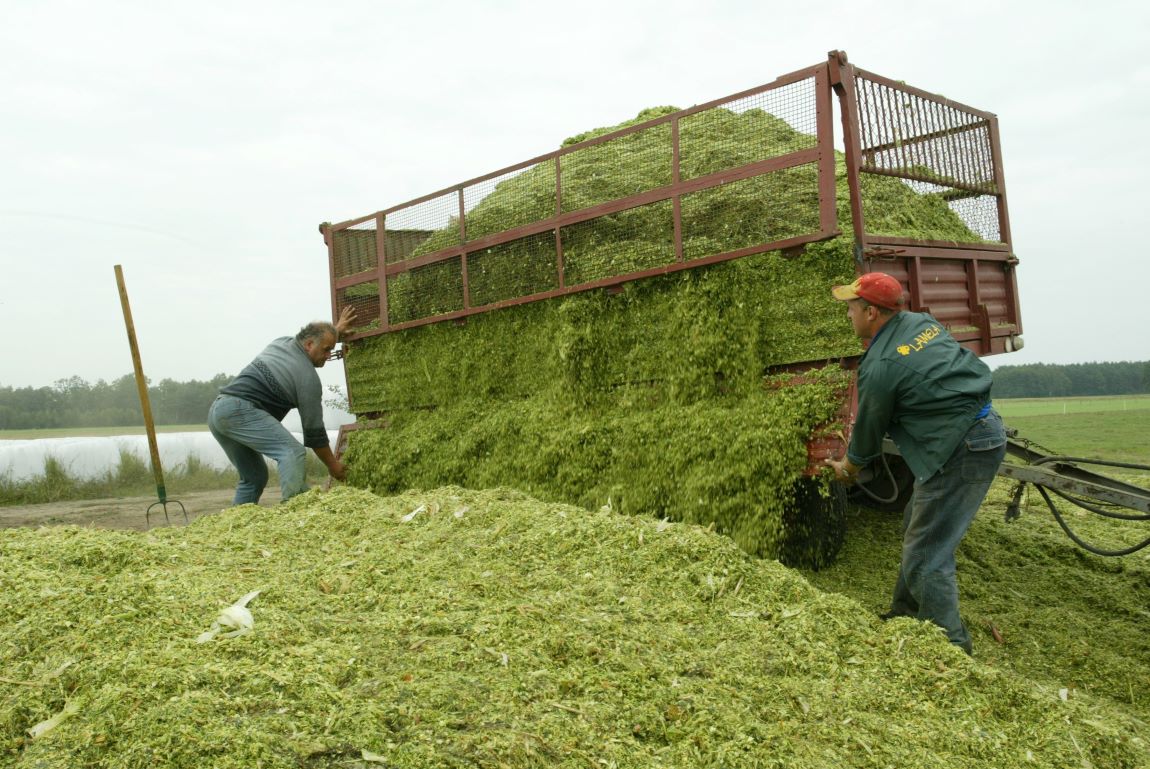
0, 487, 282, 532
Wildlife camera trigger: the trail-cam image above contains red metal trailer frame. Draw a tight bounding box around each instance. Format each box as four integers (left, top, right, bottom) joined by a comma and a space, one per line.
322, 50, 1019, 357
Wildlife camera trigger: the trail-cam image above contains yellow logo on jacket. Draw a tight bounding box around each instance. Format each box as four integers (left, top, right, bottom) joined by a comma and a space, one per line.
897, 324, 942, 356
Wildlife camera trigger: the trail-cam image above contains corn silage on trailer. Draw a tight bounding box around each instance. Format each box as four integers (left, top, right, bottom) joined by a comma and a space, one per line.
319, 50, 1030, 568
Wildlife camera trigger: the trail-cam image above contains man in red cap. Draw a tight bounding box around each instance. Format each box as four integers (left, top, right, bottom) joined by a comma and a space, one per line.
826, 272, 1005, 655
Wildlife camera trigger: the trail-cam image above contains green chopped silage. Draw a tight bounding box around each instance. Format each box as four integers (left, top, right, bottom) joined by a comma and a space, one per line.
346, 367, 852, 567
341, 105, 988, 568
348, 240, 861, 412
2, 486, 1146, 768
376, 105, 981, 336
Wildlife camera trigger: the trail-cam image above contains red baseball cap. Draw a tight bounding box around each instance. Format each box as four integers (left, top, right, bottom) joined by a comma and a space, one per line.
831, 272, 905, 310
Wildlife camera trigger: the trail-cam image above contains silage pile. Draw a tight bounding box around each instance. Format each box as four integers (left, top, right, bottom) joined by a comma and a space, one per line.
3, 486, 1144, 768
341, 105, 983, 567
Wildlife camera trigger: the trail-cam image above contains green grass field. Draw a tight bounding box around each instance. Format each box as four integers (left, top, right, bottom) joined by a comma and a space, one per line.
995, 393, 1150, 417
995, 396, 1150, 465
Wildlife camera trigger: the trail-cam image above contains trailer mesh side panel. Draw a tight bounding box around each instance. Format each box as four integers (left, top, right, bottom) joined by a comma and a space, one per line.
332, 223, 377, 279
853, 74, 1002, 243
468, 232, 559, 307
385, 193, 461, 262
464, 162, 556, 241
328, 64, 835, 335
561, 123, 673, 212
337, 282, 380, 336
682, 163, 821, 261
680, 78, 818, 179
560, 199, 675, 285
937, 192, 1000, 243
387, 256, 464, 325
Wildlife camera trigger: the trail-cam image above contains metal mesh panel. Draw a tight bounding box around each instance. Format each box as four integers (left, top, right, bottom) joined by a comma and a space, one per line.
337, 281, 381, 334
560, 123, 673, 213
897, 181, 1002, 242
681, 163, 821, 260
385, 193, 461, 264
386, 256, 464, 325
385, 229, 436, 261
939, 192, 1000, 242
467, 232, 559, 307
463, 162, 556, 241
332, 222, 377, 279
854, 75, 996, 191
853, 74, 1003, 243
680, 78, 818, 181
560, 200, 674, 286
859, 175, 1002, 243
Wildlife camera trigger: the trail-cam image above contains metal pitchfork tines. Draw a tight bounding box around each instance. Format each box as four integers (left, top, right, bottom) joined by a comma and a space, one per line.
114, 265, 189, 529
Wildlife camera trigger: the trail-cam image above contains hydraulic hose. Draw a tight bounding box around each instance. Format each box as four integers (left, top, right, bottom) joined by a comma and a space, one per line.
1006, 436, 1149, 555
1035, 484, 1150, 557
851, 451, 903, 506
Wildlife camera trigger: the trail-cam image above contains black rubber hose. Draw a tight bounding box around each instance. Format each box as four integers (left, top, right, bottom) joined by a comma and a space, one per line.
851, 451, 902, 505
1036, 485, 1150, 557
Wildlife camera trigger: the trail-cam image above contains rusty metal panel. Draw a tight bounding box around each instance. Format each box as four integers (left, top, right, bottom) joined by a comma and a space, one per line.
865, 248, 1019, 354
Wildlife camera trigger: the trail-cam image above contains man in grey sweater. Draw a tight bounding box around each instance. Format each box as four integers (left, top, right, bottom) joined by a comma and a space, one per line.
208, 307, 355, 505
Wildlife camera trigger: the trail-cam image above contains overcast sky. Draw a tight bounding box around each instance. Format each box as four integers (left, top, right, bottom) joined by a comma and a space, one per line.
2, 0, 1147, 392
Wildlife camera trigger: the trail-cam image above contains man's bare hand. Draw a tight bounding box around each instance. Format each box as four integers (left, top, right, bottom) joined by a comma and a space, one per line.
825, 456, 859, 485
334, 305, 358, 339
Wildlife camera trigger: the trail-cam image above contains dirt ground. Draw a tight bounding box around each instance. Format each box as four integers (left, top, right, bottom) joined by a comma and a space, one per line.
0, 487, 283, 532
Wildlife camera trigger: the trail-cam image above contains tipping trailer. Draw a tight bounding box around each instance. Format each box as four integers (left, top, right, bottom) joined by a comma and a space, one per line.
322, 51, 1149, 556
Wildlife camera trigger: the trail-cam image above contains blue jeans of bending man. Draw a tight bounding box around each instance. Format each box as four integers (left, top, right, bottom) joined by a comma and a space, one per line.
208, 394, 309, 505
888, 410, 1007, 653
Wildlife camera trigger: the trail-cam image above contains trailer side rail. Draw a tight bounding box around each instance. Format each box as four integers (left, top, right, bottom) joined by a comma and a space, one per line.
325, 62, 838, 338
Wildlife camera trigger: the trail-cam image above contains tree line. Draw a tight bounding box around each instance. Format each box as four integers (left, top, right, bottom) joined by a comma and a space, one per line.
991, 361, 1150, 398
1, 360, 1146, 430
0, 374, 231, 430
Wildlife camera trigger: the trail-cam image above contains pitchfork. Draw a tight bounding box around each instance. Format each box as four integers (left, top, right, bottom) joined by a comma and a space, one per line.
114, 265, 188, 528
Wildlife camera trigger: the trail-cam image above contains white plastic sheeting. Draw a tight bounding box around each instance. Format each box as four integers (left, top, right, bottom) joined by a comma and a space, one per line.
0, 431, 340, 482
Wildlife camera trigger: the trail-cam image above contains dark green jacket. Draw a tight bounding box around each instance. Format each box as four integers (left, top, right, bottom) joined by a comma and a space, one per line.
846, 311, 992, 481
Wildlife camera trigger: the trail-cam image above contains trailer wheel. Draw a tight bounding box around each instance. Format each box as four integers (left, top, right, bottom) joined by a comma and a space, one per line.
779, 478, 847, 570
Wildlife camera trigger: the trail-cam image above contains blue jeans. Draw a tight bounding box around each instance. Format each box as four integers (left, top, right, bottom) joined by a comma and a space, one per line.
888, 409, 1006, 653
208, 395, 309, 505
